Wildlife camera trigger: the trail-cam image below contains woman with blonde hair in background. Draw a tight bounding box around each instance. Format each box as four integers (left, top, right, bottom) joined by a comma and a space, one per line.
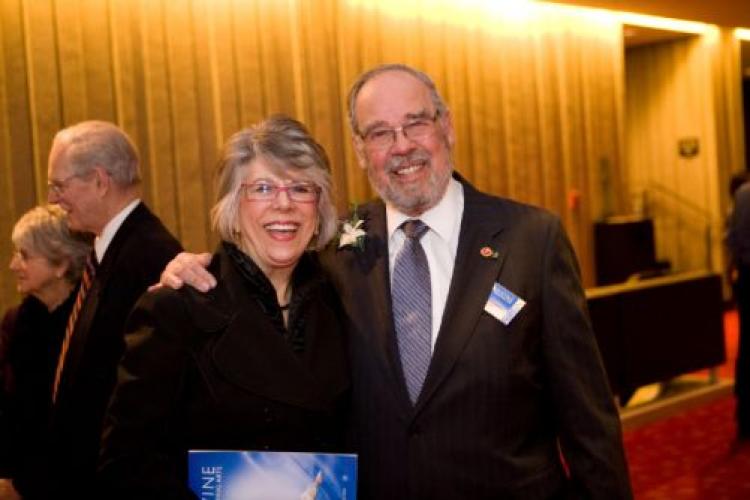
0, 205, 92, 499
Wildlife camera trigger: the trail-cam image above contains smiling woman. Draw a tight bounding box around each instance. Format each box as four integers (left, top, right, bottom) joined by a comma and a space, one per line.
209, 116, 338, 305
98, 115, 350, 499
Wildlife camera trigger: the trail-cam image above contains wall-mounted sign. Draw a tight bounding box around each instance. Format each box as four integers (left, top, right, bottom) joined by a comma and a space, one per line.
678, 137, 700, 158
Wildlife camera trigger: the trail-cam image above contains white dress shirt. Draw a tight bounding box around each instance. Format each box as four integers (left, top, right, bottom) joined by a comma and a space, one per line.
94, 199, 141, 263
387, 178, 464, 351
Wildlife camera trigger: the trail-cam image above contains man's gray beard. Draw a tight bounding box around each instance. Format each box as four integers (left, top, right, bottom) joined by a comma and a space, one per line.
367, 153, 452, 215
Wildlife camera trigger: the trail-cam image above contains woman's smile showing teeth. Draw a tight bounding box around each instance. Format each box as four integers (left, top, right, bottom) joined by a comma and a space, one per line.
238, 156, 319, 274
265, 222, 300, 240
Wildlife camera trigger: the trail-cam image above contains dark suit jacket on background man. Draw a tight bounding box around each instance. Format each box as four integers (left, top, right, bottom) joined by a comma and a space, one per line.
49, 202, 181, 492
322, 175, 631, 499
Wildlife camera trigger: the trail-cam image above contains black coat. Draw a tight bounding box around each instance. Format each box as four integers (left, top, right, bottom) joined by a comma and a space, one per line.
0, 291, 74, 498
99, 243, 350, 500
49, 202, 182, 496
321, 175, 632, 500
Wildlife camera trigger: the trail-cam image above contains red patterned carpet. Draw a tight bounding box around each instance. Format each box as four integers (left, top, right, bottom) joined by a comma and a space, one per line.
624, 396, 750, 499
623, 310, 750, 499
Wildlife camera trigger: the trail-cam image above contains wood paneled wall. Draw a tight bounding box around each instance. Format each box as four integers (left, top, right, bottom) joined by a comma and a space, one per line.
0, 0, 665, 313
625, 29, 745, 275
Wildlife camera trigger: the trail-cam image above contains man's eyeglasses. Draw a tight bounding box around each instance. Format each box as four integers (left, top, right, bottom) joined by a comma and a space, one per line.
360, 111, 441, 150
241, 181, 321, 203
47, 172, 87, 196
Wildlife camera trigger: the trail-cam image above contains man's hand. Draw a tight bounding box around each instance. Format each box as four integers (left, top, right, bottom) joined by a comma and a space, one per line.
159, 252, 215, 292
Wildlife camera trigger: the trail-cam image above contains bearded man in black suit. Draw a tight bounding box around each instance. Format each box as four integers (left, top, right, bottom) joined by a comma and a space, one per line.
162, 65, 631, 499
45, 120, 182, 497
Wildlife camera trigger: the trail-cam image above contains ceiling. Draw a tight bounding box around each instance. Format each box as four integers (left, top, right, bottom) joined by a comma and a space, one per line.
549, 0, 750, 72
548, 0, 750, 29
620, 25, 691, 48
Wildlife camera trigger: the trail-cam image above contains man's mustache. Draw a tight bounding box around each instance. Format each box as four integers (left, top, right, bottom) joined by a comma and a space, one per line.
386, 150, 431, 173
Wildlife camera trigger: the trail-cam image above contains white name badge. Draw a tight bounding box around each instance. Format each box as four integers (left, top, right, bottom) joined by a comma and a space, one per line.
484, 282, 526, 325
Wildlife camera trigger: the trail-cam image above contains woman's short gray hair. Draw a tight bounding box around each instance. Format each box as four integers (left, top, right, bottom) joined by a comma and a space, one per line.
211, 115, 337, 250
53, 120, 141, 186
12, 205, 93, 283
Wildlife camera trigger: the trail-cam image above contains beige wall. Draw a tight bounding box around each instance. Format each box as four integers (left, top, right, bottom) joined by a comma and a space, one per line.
624, 29, 745, 275
3, 0, 738, 314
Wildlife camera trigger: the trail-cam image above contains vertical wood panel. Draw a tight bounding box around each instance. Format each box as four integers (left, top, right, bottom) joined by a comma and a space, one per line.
256, 0, 296, 116
296, 0, 349, 211
0, 0, 34, 214
110, 0, 152, 204
536, 32, 563, 210
464, 28, 487, 188
53, 0, 88, 124
478, 31, 506, 197
164, 0, 209, 251
332, 1, 377, 204
0, 0, 18, 307
80, 0, 116, 121
232, 0, 265, 125
23, 0, 61, 198
190, 0, 221, 249
139, 0, 178, 233
204, 0, 240, 143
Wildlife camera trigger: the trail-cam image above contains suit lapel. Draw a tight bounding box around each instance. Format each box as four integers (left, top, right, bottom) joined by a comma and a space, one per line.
336, 202, 414, 413
415, 181, 508, 413
58, 202, 148, 397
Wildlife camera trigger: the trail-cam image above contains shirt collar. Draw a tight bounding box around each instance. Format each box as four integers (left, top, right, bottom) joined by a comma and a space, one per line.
386, 177, 463, 243
94, 199, 141, 263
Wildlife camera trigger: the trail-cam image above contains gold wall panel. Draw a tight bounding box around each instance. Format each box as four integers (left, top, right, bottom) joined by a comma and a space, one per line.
0, 0, 665, 312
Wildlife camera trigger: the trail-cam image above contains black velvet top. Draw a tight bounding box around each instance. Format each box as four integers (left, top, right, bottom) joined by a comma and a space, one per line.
98, 242, 350, 499
224, 241, 325, 353
0, 288, 77, 496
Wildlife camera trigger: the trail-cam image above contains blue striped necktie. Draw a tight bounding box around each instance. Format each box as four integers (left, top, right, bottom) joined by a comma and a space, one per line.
393, 219, 431, 404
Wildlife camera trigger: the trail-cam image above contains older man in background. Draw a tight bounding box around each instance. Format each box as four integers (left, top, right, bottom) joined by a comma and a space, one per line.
45, 121, 182, 497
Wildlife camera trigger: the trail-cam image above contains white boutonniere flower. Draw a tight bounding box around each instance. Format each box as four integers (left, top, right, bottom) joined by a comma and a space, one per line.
338, 207, 366, 251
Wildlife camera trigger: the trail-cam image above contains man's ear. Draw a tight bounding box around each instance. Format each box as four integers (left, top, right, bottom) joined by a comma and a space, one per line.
93, 166, 110, 193
441, 110, 456, 149
55, 260, 70, 280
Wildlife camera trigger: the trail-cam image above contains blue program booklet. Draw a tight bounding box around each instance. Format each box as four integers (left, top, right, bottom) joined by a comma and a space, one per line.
188, 450, 357, 500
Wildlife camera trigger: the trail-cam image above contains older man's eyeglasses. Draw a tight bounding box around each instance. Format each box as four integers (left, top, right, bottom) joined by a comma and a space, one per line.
47, 172, 86, 196
242, 181, 321, 203
360, 111, 441, 150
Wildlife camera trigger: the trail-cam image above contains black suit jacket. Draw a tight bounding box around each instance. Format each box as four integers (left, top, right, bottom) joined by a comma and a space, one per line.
322, 176, 632, 500
49, 202, 181, 495
98, 243, 350, 499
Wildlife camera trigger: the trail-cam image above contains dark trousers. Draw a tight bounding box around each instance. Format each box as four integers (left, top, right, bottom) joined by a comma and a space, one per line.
736, 266, 750, 437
